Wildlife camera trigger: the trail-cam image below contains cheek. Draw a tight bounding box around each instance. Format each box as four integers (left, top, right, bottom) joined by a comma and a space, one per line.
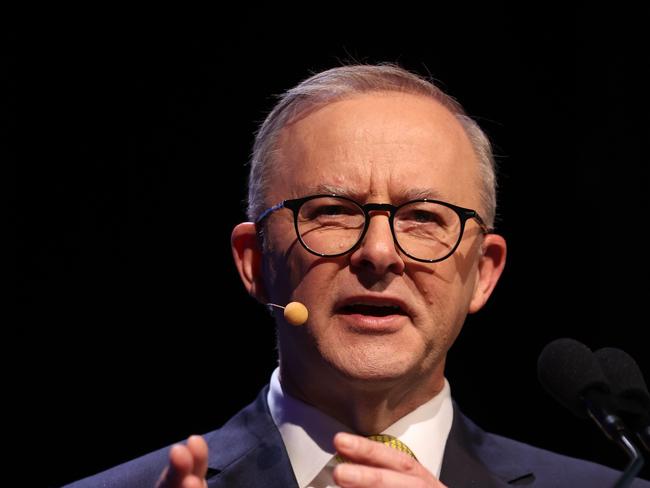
264, 241, 342, 307
261, 222, 304, 302
411, 265, 475, 338
412, 267, 457, 308
430, 244, 481, 306
293, 261, 343, 304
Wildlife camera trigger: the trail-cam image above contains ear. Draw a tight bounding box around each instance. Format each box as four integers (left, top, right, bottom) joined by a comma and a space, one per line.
468, 233, 507, 314
231, 222, 268, 304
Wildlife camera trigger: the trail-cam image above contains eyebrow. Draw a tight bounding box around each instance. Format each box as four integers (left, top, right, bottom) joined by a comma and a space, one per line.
300, 184, 445, 203
393, 187, 445, 202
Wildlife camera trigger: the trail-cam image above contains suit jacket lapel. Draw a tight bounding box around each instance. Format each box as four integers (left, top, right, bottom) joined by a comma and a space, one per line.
204, 386, 299, 488
200, 388, 535, 487
440, 404, 534, 487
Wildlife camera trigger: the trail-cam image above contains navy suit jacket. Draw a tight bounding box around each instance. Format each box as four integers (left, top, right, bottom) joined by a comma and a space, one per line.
64, 386, 649, 487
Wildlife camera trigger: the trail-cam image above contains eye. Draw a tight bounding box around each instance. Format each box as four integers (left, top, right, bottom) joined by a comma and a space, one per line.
301, 199, 361, 220
401, 209, 444, 225
314, 205, 350, 216
410, 210, 440, 223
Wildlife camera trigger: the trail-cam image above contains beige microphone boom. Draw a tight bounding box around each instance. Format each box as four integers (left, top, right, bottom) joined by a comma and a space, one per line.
267, 301, 309, 326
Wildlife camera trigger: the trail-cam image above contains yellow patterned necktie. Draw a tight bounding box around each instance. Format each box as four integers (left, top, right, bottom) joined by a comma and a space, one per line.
335, 434, 418, 463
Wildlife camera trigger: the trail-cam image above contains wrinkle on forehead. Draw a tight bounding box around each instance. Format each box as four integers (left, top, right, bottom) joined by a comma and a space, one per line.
272, 92, 480, 208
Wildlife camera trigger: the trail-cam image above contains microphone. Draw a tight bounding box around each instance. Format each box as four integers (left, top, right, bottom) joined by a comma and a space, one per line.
538, 338, 645, 487
267, 301, 309, 326
595, 347, 650, 453
537, 338, 610, 419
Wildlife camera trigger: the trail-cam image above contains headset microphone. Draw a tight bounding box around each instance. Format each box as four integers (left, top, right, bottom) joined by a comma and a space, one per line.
267, 301, 309, 326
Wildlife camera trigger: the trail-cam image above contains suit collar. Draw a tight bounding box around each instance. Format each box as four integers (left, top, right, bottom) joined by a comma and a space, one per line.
204, 386, 299, 487
440, 404, 535, 487
201, 387, 535, 487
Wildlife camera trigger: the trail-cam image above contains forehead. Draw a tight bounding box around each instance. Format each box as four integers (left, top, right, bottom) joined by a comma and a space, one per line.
272, 92, 479, 206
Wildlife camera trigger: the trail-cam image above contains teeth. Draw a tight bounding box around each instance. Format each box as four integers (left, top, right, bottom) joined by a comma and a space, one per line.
350, 302, 401, 309
342, 302, 405, 317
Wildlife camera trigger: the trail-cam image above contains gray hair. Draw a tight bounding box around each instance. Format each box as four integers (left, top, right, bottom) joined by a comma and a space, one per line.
247, 64, 497, 227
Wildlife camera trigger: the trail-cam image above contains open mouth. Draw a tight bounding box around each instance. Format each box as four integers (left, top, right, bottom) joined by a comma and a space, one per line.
339, 303, 407, 317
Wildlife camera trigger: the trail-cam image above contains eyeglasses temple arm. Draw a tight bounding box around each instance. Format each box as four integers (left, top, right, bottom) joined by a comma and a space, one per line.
472, 214, 493, 235
256, 201, 287, 224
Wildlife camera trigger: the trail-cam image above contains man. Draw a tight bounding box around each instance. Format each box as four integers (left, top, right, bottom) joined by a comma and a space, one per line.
65, 65, 649, 487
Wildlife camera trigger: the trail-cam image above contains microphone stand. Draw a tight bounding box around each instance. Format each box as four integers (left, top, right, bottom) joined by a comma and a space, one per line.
615, 436, 645, 488
582, 391, 645, 487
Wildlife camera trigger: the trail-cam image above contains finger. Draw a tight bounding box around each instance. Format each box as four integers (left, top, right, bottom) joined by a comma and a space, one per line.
180, 474, 207, 488
333, 463, 444, 488
156, 444, 194, 488
186, 435, 209, 478
333, 433, 431, 479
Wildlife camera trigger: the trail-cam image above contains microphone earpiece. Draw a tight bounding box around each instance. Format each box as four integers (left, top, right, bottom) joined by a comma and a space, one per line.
267, 301, 309, 326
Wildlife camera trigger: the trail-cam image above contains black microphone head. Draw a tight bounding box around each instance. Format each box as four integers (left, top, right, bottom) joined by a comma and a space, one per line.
595, 347, 650, 413
537, 338, 610, 418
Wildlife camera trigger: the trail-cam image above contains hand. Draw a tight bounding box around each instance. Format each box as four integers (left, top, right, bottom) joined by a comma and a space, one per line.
155, 435, 209, 488
332, 432, 447, 488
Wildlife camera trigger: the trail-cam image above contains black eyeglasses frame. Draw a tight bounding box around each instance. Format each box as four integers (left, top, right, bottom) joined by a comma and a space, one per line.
256, 194, 491, 263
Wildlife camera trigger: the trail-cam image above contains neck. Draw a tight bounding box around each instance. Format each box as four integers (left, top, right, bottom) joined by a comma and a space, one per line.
278, 360, 446, 434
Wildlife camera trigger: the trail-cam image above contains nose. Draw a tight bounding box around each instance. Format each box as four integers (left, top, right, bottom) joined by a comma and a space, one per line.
349, 211, 405, 276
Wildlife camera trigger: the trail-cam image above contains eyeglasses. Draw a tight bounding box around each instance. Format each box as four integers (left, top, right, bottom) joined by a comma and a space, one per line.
256, 194, 491, 263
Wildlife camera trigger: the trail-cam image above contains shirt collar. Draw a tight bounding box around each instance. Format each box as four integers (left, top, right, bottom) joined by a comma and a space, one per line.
267, 367, 453, 487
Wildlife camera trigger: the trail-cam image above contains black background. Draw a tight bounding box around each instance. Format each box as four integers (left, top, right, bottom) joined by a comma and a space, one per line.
14, 5, 649, 486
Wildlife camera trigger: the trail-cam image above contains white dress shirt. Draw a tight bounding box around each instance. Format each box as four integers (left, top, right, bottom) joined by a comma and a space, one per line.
267, 367, 454, 488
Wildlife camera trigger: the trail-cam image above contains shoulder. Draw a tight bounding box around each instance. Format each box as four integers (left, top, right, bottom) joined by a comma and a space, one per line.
460, 412, 650, 487
486, 430, 632, 485
62, 388, 274, 488
62, 445, 172, 488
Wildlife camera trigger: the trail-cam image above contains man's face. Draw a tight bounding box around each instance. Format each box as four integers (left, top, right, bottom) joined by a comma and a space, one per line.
260, 92, 490, 387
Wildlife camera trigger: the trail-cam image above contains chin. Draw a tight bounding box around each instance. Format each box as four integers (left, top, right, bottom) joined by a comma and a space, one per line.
326, 342, 420, 385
